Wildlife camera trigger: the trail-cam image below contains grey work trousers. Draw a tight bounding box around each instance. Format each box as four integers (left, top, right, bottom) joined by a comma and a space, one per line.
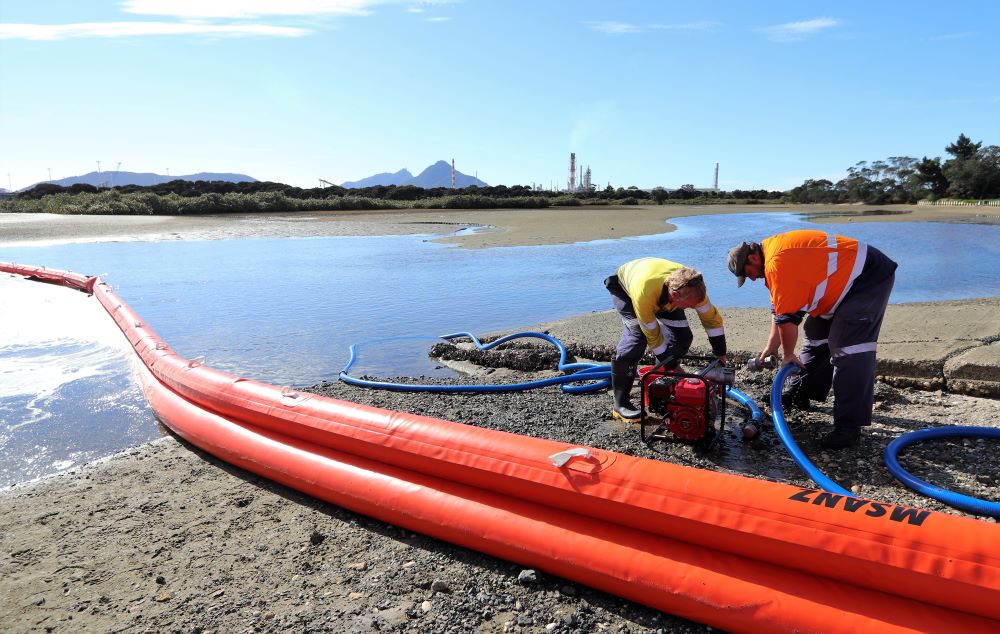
609, 293, 692, 369
788, 273, 895, 429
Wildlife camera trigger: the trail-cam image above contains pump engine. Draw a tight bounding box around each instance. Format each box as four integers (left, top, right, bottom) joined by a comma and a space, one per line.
645, 375, 718, 441
639, 356, 734, 449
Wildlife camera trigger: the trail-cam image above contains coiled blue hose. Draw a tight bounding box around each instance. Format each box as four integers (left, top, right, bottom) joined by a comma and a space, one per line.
885, 427, 1000, 518
339, 331, 611, 393
769, 364, 1000, 516
769, 363, 854, 496
340, 331, 764, 430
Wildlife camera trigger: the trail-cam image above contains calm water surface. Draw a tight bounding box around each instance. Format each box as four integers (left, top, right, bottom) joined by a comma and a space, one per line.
2, 212, 999, 486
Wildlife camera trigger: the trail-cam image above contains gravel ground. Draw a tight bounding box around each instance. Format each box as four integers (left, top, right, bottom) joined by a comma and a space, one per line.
2, 347, 998, 633
314, 354, 1000, 521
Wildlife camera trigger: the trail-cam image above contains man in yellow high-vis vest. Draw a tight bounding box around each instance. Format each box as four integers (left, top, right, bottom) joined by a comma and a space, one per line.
605, 258, 728, 423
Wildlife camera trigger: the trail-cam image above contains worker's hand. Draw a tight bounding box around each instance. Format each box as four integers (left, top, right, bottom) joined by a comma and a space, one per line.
716, 355, 728, 367
783, 352, 806, 369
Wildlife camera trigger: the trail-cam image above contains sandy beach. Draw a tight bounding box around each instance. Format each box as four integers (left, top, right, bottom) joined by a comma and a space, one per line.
2, 204, 999, 633
2, 202, 998, 250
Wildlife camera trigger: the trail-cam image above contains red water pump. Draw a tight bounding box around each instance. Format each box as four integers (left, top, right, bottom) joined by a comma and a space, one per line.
638, 356, 734, 449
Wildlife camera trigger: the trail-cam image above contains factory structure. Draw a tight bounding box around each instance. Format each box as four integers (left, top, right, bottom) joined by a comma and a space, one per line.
546, 154, 720, 193
567, 152, 594, 193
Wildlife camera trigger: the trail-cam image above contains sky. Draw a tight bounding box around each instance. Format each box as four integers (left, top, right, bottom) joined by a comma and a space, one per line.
1, 1, 998, 192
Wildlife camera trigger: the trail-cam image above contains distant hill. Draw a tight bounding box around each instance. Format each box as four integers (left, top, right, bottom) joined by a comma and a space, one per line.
342, 161, 487, 189
32, 171, 257, 189
340, 169, 414, 189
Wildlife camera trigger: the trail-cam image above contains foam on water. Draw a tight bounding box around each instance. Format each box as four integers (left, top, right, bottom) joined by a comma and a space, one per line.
0, 275, 130, 407
0, 274, 158, 487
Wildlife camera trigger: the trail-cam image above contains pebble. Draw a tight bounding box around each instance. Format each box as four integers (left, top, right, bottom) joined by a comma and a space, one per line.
430, 579, 451, 593
517, 569, 538, 585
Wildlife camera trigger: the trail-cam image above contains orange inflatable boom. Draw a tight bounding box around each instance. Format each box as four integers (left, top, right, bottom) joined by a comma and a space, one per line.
4, 261, 999, 633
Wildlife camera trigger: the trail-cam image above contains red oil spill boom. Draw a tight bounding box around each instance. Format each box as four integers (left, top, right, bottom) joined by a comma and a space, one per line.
4, 262, 999, 633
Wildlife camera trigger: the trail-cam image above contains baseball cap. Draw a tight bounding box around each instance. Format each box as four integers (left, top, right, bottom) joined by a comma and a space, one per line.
727, 242, 753, 287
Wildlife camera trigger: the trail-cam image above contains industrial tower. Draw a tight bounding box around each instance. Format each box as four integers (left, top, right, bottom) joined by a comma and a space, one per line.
569, 153, 576, 192
714, 162, 719, 190
451, 159, 456, 189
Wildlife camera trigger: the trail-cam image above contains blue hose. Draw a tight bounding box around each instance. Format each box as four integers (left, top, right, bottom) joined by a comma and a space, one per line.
769, 364, 854, 496
885, 427, 1000, 518
339, 331, 764, 429
726, 385, 764, 426
339, 331, 611, 393
349, 334, 995, 513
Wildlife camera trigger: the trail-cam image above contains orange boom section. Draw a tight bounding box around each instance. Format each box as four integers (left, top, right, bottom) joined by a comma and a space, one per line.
4, 261, 1000, 632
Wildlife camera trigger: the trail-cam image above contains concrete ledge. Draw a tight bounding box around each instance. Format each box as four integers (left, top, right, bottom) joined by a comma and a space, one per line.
503, 298, 1000, 399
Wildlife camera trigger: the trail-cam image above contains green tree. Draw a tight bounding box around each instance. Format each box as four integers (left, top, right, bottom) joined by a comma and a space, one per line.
915, 157, 948, 198
945, 133, 981, 160
942, 134, 1000, 199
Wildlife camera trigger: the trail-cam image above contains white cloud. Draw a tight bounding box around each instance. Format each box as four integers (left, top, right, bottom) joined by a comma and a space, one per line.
585, 21, 641, 36
120, 0, 385, 19
587, 20, 719, 36
760, 17, 841, 42
0, 1, 453, 41
0, 21, 309, 40
649, 21, 720, 32
121, 0, 457, 19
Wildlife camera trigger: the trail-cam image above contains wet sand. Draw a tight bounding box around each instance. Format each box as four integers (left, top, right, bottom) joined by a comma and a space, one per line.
2, 203, 998, 250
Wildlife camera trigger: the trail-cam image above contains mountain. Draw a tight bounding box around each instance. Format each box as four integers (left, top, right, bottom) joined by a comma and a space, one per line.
340, 169, 413, 188
34, 171, 257, 189
407, 161, 487, 188
341, 161, 487, 189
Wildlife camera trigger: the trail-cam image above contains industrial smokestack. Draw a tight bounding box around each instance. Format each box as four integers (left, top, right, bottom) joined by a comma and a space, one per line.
569, 153, 576, 192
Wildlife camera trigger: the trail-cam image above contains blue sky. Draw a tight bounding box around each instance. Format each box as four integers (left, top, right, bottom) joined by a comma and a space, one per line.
1, 1, 998, 192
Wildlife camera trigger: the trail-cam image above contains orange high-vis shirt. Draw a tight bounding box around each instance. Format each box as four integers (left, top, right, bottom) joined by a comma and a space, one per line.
761, 230, 868, 317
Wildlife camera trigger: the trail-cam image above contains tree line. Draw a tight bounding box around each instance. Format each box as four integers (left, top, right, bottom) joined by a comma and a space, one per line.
786, 134, 1000, 204
3, 133, 994, 215
1, 179, 781, 216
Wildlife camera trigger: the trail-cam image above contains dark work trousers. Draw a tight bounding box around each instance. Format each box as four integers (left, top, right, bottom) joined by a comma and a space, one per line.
789, 273, 895, 429
607, 289, 693, 371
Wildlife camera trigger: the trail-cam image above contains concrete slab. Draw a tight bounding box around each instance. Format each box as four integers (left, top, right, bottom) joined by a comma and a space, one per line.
518, 297, 1000, 398
945, 340, 1000, 397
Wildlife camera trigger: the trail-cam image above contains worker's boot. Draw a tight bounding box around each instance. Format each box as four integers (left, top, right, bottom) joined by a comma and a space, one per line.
611, 363, 640, 423
820, 425, 861, 450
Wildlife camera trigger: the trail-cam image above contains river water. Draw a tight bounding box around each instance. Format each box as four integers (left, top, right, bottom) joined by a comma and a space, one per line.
2, 212, 999, 486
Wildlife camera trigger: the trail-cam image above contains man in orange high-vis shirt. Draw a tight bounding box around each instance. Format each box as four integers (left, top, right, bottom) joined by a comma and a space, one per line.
605, 258, 728, 423
727, 230, 897, 449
